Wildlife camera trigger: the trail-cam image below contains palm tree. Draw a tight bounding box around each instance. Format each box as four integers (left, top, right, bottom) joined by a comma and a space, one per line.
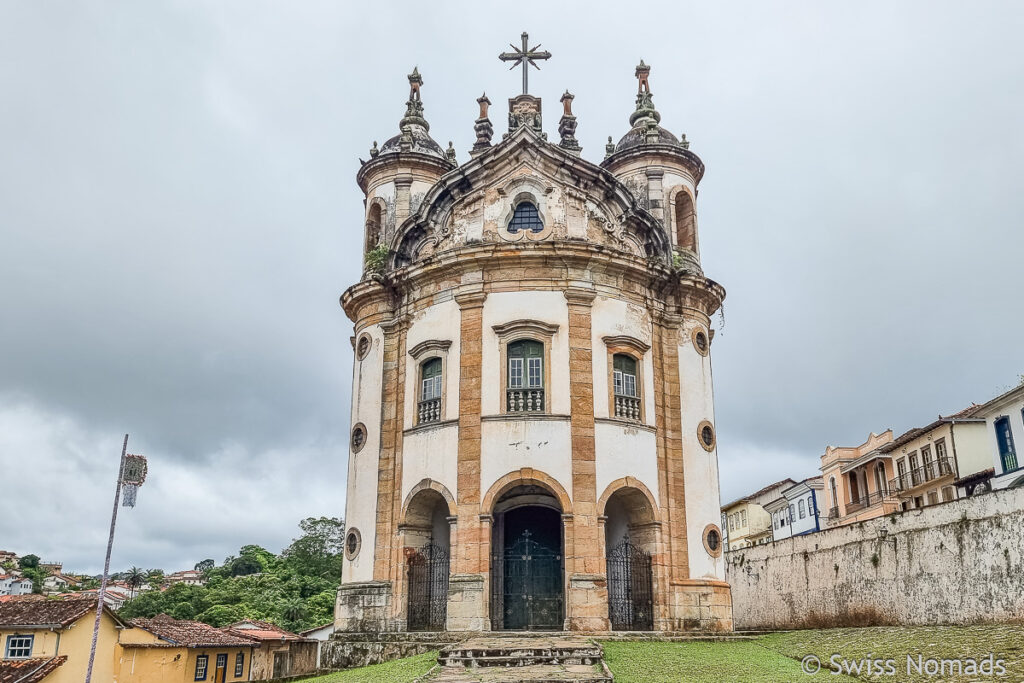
125, 566, 146, 599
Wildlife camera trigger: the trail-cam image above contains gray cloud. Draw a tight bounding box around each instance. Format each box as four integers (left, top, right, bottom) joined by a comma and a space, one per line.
1, 1, 1021, 571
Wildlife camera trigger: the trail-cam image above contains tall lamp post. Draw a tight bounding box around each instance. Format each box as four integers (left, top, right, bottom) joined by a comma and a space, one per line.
84, 434, 147, 683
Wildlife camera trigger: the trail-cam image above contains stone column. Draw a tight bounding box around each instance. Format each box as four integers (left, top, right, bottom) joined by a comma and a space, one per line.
370, 314, 409, 632
447, 290, 488, 631
564, 287, 609, 631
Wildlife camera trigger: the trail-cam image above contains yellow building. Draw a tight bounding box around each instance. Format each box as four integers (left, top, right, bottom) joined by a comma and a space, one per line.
0, 596, 126, 683
721, 479, 797, 550
119, 615, 255, 683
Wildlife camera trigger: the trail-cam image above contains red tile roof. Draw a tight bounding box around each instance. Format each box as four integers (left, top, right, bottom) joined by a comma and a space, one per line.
0, 597, 97, 628
224, 620, 312, 643
0, 656, 67, 683
128, 615, 257, 648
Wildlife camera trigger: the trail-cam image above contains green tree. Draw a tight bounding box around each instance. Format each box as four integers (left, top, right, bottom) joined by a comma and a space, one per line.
125, 567, 146, 599
282, 517, 345, 580
19, 554, 40, 570
194, 559, 215, 573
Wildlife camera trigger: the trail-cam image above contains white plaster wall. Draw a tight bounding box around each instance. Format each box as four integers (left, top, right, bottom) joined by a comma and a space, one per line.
589, 296, 655, 426
403, 299, 461, 426
342, 324, 384, 584
401, 424, 459, 514
727, 486, 1024, 628
594, 422, 659, 505
786, 490, 823, 536
985, 394, 1024, 487
678, 318, 724, 580
481, 291, 570, 416
952, 422, 993, 480
480, 419, 573, 508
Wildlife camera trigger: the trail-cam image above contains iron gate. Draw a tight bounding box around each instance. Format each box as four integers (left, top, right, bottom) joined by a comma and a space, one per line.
499, 529, 563, 630
607, 535, 653, 631
407, 542, 449, 631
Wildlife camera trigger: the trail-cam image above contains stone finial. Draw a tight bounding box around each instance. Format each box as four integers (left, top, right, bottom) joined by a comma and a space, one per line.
472, 93, 494, 156
558, 91, 581, 155
605, 135, 615, 159
446, 141, 457, 164
369, 141, 379, 158
630, 60, 660, 127
400, 67, 429, 131
408, 66, 423, 101
561, 90, 574, 117
680, 133, 690, 150
635, 60, 651, 94
399, 124, 413, 152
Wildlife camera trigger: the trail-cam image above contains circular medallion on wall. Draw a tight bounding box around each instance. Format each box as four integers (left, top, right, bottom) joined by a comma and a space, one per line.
344, 527, 361, 560
702, 524, 723, 558
691, 327, 710, 356
351, 423, 367, 452
698, 420, 716, 452
356, 334, 371, 360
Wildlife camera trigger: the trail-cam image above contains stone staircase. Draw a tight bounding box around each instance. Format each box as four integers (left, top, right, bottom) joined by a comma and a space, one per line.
429, 635, 611, 682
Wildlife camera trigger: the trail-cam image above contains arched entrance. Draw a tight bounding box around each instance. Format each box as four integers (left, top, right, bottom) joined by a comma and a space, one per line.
489, 483, 565, 631
402, 486, 451, 631
603, 485, 657, 631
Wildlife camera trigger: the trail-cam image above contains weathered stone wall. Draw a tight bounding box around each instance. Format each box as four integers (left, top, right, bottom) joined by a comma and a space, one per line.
320, 632, 456, 670
727, 487, 1024, 630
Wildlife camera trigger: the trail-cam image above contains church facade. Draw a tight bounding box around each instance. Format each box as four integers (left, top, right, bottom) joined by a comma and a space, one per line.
337, 49, 731, 633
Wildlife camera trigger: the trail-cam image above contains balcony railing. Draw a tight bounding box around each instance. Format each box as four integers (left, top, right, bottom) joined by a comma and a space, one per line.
844, 490, 894, 514
507, 388, 545, 413
613, 395, 641, 421
417, 398, 441, 424
889, 457, 954, 492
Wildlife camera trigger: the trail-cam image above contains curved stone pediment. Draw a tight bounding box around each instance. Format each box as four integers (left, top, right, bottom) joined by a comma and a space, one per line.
388, 127, 670, 269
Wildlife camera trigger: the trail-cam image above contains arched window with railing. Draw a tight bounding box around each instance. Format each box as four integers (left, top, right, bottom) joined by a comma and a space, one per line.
418, 357, 442, 424
507, 339, 544, 412
612, 354, 640, 421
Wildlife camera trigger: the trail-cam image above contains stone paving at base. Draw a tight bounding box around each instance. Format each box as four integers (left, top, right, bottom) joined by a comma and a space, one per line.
429, 635, 611, 682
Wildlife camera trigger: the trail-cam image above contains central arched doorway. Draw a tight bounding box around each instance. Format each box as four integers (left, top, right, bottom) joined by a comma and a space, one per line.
489, 483, 565, 630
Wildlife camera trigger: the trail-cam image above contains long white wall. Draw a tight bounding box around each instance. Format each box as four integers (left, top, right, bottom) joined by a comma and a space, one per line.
727, 487, 1024, 629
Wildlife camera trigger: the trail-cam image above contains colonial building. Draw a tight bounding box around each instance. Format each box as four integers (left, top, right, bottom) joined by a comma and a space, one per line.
337, 44, 731, 633
720, 479, 795, 550
766, 477, 823, 542
957, 383, 1024, 496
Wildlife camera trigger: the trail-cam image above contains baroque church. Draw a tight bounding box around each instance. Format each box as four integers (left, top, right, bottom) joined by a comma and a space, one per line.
337, 38, 731, 633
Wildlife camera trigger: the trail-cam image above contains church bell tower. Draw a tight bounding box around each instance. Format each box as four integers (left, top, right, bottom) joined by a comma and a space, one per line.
336, 37, 731, 635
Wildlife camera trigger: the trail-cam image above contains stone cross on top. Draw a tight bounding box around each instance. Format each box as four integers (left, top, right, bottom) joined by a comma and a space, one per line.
499, 32, 551, 95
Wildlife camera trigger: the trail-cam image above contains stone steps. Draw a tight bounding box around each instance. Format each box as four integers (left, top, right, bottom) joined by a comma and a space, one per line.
429, 663, 611, 682
435, 636, 610, 681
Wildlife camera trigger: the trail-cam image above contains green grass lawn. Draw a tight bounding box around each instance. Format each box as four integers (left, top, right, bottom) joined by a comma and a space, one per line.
299, 651, 436, 683
601, 640, 857, 683
757, 625, 1024, 682
296, 625, 1024, 683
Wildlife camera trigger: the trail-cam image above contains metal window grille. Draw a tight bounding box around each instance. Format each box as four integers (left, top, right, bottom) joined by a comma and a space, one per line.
507, 202, 544, 233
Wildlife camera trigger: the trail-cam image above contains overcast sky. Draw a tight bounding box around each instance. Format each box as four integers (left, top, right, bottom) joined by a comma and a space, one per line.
1, 2, 1022, 574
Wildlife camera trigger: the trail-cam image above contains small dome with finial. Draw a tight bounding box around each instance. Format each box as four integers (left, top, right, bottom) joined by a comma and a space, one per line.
378, 67, 447, 160
612, 60, 681, 153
